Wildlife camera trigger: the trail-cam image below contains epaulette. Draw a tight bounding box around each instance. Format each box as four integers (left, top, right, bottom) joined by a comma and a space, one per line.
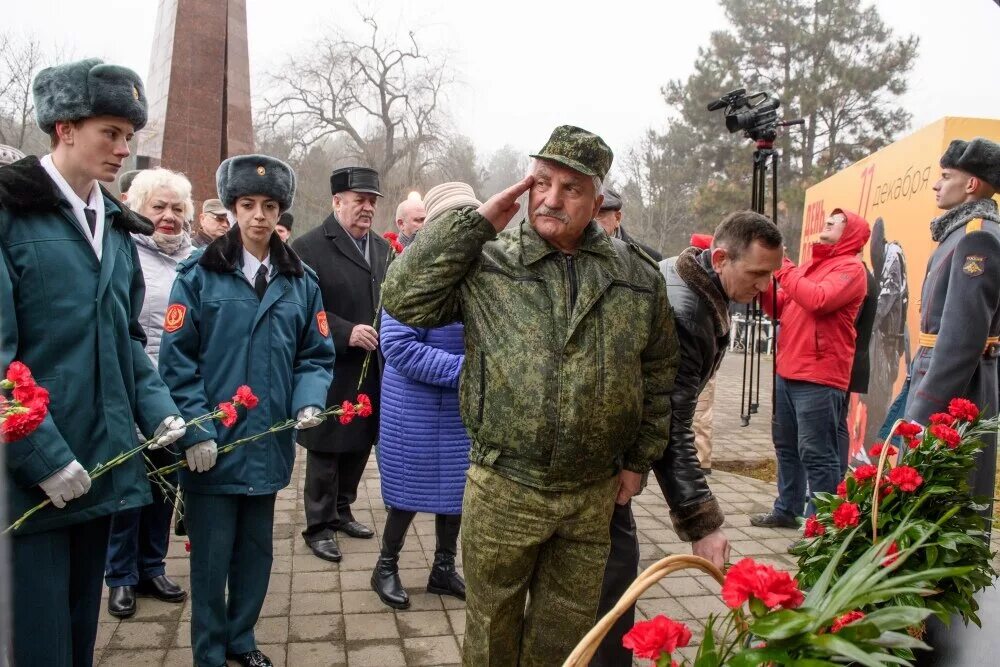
628, 241, 659, 270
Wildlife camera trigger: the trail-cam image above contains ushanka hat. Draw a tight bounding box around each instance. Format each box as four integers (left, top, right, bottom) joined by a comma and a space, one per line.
940, 138, 1000, 191
33, 58, 148, 133
216, 155, 296, 214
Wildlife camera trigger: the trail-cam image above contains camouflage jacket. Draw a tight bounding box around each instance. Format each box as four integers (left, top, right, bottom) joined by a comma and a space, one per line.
382, 208, 679, 491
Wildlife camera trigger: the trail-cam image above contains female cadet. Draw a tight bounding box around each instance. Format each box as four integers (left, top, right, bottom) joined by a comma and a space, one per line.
158, 155, 335, 667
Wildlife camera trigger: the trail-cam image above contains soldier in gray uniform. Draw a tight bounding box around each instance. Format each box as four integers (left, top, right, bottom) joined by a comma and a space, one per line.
903, 137, 1000, 666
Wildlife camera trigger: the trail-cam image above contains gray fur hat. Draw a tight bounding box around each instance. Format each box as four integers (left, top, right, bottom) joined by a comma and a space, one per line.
940, 138, 1000, 191
216, 154, 296, 213
33, 58, 147, 133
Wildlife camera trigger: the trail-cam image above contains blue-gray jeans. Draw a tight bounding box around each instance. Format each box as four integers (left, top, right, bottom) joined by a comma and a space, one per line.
772, 376, 846, 519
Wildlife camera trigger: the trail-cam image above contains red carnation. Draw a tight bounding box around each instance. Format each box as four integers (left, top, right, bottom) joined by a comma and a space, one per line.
832, 502, 860, 529
831, 610, 866, 633
948, 398, 978, 422
929, 424, 960, 449
882, 541, 900, 567
382, 232, 404, 254
4, 361, 35, 387
356, 393, 373, 417
895, 422, 922, 439
721, 558, 804, 610
853, 464, 878, 484
928, 412, 955, 427
1, 407, 46, 442
233, 385, 259, 409
836, 480, 848, 498
804, 515, 826, 538
868, 442, 897, 459
888, 465, 923, 492
184, 540, 192, 553
217, 402, 238, 428
339, 400, 356, 425
908, 436, 922, 449
622, 615, 692, 661
12, 383, 50, 410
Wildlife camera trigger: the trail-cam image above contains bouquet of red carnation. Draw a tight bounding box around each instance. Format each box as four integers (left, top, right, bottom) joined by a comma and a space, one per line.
1, 362, 50, 443
792, 397, 998, 632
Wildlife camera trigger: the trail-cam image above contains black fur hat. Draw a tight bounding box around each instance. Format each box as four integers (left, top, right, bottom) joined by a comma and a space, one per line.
216, 154, 296, 213
277, 212, 294, 230
940, 138, 1000, 191
33, 58, 147, 133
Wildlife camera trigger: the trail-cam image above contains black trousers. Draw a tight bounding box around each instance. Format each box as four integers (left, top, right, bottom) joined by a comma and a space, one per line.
382, 507, 460, 561
302, 449, 370, 542
592, 501, 640, 667
11, 515, 112, 667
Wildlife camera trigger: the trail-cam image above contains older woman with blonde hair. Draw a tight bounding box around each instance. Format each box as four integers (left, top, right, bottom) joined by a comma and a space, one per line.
105, 167, 195, 618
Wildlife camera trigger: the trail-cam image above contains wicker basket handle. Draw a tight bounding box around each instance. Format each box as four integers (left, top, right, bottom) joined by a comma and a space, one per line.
871, 419, 905, 541
563, 554, 728, 667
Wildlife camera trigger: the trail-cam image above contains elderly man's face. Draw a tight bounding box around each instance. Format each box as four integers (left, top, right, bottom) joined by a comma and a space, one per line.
595, 208, 622, 236
199, 210, 230, 239
334, 191, 378, 239
528, 160, 602, 251
397, 200, 426, 237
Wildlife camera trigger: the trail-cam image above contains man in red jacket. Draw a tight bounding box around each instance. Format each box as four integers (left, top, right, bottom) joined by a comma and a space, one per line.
752, 209, 871, 527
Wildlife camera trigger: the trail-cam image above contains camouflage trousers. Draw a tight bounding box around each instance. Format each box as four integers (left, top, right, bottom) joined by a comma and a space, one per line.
461, 464, 619, 666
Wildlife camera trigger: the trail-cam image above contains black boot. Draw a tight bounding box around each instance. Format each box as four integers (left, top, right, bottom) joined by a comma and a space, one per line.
427, 514, 465, 600
370, 507, 414, 610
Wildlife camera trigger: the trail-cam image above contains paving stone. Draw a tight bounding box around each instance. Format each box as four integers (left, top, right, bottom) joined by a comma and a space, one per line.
293, 570, 340, 592
344, 612, 400, 641
289, 614, 346, 642
290, 592, 341, 616
261, 592, 291, 617
255, 644, 288, 667
396, 609, 451, 638
255, 616, 289, 644
346, 640, 405, 666
107, 621, 172, 649
403, 635, 462, 665
341, 589, 387, 614
98, 649, 165, 666
287, 641, 347, 666
339, 569, 376, 591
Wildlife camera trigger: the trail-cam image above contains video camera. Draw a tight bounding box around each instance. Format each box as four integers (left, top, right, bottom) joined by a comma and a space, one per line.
707, 88, 782, 143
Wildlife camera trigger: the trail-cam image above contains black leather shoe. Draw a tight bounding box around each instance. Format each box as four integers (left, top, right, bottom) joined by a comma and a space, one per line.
226, 649, 273, 667
108, 585, 136, 618
136, 574, 187, 603
427, 562, 466, 600
750, 511, 800, 529
337, 520, 375, 539
307, 537, 342, 562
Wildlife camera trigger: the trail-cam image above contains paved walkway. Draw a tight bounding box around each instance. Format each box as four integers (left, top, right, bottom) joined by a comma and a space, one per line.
710, 353, 774, 464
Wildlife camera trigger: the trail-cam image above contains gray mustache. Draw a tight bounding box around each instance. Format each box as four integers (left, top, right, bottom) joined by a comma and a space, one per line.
533, 205, 570, 224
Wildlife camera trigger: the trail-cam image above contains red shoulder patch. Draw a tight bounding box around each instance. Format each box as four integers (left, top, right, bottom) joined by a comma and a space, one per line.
316, 311, 330, 337
163, 304, 186, 333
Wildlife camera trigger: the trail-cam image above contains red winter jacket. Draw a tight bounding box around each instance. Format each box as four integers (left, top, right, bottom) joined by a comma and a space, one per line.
762, 209, 871, 391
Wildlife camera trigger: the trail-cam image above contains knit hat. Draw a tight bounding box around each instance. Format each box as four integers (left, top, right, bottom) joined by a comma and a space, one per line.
423, 182, 482, 226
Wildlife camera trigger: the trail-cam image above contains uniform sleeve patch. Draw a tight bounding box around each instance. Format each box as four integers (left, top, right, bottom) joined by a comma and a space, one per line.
316, 311, 330, 337
963, 254, 985, 277
164, 304, 186, 332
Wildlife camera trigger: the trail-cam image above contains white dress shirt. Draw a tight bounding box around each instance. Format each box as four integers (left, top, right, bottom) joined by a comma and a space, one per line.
241, 247, 273, 286
40, 153, 105, 260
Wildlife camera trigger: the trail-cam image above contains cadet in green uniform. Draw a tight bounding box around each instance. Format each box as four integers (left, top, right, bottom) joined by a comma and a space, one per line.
382, 126, 680, 666
0, 58, 187, 666
159, 155, 335, 667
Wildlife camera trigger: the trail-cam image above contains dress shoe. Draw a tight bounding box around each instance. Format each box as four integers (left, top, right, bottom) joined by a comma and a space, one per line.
337, 520, 375, 539
307, 537, 342, 562
749, 511, 800, 529
108, 585, 136, 618
226, 649, 273, 667
427, 560, 466, 600
136, 574, 187, 602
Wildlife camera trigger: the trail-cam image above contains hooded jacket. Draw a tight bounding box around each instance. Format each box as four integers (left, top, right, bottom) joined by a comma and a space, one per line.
763, 209, 871, 391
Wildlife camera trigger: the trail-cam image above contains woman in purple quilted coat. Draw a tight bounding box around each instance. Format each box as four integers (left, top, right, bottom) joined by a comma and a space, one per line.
371, 183, 480, 610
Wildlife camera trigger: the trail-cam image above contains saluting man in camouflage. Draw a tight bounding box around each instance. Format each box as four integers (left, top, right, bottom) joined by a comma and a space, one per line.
384, 126, 700, 665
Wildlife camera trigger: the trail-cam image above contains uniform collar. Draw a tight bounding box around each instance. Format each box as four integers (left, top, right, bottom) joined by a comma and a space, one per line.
199, 225, 304, 277
518, 219, 616, 265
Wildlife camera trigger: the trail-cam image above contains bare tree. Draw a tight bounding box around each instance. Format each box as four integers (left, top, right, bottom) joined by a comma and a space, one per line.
0, 33, 45, 151
262, 15, 452, 185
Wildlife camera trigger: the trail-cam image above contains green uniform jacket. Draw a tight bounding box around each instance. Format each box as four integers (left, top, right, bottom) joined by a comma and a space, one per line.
0, 157, 178, 535
382, 208, 678, 491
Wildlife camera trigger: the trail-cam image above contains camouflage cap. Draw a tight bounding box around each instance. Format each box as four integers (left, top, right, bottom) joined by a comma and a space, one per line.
530, 125, 613, 181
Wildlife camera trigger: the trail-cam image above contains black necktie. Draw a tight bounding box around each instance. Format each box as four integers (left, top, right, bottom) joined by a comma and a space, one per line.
254, 265, 268, 301
83, 207, 96, 236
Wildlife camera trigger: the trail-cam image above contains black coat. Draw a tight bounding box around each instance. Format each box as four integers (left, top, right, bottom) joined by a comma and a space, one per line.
291, 213, 390, 453
648, 248, 727, 542
619, 224, 663, 262
848, 266, 877, 394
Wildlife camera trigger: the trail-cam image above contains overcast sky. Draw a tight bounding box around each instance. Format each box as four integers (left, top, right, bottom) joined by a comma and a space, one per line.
12, 0, 1000, 168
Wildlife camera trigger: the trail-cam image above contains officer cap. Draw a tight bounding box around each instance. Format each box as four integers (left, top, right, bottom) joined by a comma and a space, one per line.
530, 125, 613, 182
330, 166, 383, 197
599, 187, 623, 211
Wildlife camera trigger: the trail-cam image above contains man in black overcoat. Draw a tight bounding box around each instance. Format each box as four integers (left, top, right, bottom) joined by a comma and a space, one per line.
292, 167, 390, 562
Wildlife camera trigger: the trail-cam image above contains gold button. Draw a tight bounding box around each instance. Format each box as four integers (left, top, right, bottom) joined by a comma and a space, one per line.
257, 166, 266, 176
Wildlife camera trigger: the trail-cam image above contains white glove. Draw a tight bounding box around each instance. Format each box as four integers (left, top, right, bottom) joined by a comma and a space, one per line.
39, 460, 92, 509
295, 406, 324, 430
185, 439, 218, 473
149, 415, 187, 449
